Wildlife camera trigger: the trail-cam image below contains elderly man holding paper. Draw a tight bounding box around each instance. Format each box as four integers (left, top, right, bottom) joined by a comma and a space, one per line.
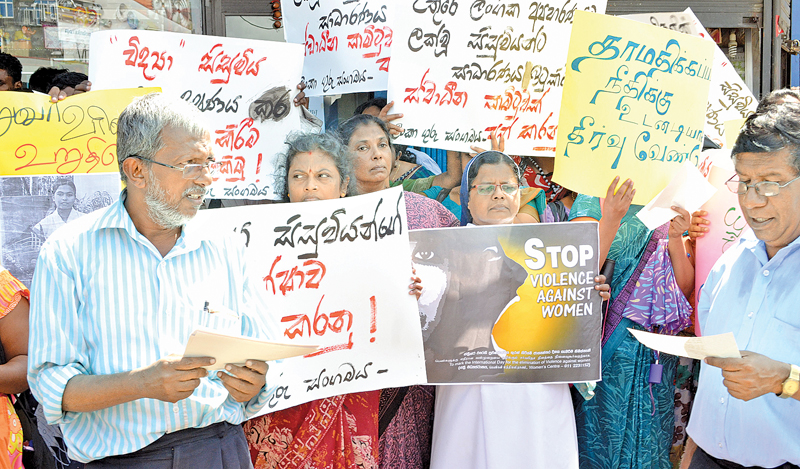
684, 103, 800, 469
27, 93, 277, 468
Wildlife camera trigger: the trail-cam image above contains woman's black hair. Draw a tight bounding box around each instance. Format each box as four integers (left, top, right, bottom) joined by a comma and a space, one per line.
337, 114, 393, 149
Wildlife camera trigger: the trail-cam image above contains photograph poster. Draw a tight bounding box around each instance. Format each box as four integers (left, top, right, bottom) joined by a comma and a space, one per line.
411, 222, 601, 384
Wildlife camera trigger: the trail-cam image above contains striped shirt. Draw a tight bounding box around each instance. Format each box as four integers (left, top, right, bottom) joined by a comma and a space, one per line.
27, 192, 277, 463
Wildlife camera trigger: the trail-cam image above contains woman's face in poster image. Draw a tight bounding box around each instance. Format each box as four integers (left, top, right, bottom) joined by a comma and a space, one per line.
467, 163, 521, 226
54, 184, 76, 212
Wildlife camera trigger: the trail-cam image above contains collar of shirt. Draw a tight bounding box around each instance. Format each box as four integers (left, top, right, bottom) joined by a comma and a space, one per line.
91, 190, 203, 258
742, 232, 800, 267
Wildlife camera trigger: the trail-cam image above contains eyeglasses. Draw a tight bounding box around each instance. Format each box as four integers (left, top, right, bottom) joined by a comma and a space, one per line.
129, 155, 219, 179
725, 174, 800, 197
471, 183, 520, 196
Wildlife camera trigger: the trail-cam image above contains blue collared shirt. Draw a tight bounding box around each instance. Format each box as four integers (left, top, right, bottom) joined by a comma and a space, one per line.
27, 193, 277, 463
687, 234, 800, 466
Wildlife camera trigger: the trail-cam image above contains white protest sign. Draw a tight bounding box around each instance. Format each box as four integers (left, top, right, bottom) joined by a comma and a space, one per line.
283, 0, 392, 96
194, 186, 426, 413
386, 0, 607, 156
622, 9, 757, 148
89, 30, 308, 200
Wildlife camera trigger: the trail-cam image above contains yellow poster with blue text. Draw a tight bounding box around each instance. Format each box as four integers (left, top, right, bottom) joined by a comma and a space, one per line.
554, 11, 714, 205
0, 88, 157, 176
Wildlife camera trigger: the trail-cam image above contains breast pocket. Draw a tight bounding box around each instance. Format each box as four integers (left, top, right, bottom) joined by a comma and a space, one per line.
201, 303, 242, 335
759, 318, 800, 366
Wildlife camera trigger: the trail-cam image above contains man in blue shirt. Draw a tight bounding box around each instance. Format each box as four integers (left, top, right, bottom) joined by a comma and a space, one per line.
685, 102, 800, 468
28, 93, 274, 467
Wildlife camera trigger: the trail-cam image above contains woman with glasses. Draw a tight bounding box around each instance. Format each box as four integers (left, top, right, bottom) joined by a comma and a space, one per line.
428, 151, 610, 469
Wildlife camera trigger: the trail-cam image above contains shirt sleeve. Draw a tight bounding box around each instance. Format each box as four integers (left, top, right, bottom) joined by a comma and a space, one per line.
27, 239, 89, 426
568, 195, 602, 221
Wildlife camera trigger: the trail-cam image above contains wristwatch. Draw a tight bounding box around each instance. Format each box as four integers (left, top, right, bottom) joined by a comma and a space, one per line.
778, 364, 800, 398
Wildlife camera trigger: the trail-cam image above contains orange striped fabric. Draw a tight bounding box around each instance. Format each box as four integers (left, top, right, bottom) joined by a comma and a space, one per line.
0, 271, 28, 320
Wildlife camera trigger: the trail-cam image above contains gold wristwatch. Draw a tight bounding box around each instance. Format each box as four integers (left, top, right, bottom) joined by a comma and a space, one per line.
779, 364, 800, 399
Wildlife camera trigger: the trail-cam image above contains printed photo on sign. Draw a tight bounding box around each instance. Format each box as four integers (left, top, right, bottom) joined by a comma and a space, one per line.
387, 0, 607, 156
0, 174, 120, 286
411, 222, 601, 385
89, 30, 311, 200
193, 187, 427, 414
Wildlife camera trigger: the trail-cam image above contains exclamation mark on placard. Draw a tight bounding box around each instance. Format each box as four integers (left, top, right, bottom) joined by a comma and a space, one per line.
255, 153, 263, 183
369, 296, 377, 343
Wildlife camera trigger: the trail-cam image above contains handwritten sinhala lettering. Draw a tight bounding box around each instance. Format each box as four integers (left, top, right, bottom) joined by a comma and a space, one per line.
469, 0, 521, 21
215, 117, 260, 151
321, 69, 371, 93
121, 35, 174, 81
197, 43, 267, 85
408, 23, 451, 57
318, 2, 388, 30
404, 69, 468, 108
467, 24, 546, 62
347, 25, 393, 58
180, 87, 241, 114
272, 192, 405, 259
412, 0, 459, 25
249, 86, 291, 123
303, 362, 380, 391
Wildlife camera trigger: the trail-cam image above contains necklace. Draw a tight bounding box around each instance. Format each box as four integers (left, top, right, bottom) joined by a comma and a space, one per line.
525, 157, 561, 202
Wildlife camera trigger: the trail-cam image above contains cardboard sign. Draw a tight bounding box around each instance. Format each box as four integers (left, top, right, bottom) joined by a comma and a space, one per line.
554, 11, 715, 205
622, 9, 757, 148
387, 0, 607, 156
411, 222, 601, 384
283, 0, 393, 96
194, 187, 427, 413
89, 30, 309, 200
0, 88, 155, 176
694, 150, 752, 334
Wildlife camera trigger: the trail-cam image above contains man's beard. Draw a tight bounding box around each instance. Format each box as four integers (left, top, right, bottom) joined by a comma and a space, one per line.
144, 167, 205, 229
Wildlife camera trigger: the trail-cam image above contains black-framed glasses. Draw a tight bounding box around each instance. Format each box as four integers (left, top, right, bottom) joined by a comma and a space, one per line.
129, 155, 220, 179
725, 174, 800, 197
471, 183, 520, 196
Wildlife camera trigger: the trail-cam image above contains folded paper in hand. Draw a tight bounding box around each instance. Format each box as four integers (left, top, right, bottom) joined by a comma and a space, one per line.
183, 328, 319, 370
627, 328, 741, 360
635, 163, 717, 231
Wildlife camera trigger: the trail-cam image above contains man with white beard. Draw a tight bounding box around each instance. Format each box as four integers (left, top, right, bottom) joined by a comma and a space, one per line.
27, 93, 275, 468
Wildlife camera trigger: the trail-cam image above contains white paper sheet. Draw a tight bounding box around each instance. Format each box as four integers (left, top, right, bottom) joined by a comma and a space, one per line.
628, 328, 741, 360
636, 163, 718, 230
183, 328, 318, 370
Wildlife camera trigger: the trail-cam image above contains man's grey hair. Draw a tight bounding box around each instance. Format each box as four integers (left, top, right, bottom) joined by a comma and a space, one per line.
116, 92, 209, 182
274, 131, 355, 201
732, 102, 800, 175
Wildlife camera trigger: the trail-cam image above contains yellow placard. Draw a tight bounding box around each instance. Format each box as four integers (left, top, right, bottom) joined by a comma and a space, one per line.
554, 11, 714, 205
723, 118, 747, 149
0, 88, 158, 176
